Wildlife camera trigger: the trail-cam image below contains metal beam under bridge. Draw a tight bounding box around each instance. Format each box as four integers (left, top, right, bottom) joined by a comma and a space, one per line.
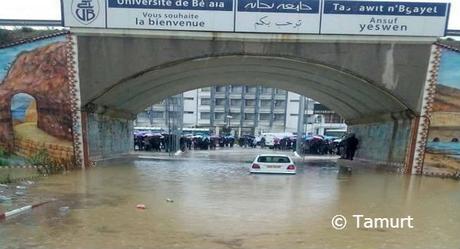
0, 19, 459, 37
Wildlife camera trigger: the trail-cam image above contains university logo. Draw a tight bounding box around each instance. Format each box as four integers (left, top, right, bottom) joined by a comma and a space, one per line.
71, 0, 100, 25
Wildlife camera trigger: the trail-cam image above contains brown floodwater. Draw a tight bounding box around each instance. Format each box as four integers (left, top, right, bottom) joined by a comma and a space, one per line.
1, 151, 460, 249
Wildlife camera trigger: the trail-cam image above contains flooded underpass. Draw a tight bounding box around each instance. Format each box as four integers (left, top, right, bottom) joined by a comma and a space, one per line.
1, 149, 460, 249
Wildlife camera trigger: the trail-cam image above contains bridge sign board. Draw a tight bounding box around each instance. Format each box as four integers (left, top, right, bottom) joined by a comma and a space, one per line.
235, 0, 321, 34
321, 1, 450, 36
63, 0, 235, 31
62, 0, 450, 37
106, 0, 234, 31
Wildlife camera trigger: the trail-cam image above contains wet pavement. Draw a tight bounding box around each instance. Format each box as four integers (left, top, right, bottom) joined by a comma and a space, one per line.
1, 148, 460, 249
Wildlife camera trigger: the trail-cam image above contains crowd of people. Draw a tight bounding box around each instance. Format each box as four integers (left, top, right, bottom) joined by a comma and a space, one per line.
134, 132, 359, 160
297, 134, 359, 160
134, 133, 179, 152
134, 133, 238, 152
185, 135, 236, 150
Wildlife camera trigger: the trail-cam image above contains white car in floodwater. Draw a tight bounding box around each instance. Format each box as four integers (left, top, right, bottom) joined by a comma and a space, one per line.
250, 154, 296, 174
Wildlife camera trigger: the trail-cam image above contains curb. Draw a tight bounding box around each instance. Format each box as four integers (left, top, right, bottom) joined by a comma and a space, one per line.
0, 165, 38, 170
293, 151, 302, 158
0, 200, 52, 221
0, 175, 41, 185
423, 171, 460, 180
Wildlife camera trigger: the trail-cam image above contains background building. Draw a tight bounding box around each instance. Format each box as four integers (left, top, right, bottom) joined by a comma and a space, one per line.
135, 86, 347, 136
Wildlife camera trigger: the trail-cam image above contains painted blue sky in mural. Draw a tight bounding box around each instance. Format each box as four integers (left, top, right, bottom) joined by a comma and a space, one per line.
11, 93, 35, 123
0, 36, 65, 82
439, 49, 460, 89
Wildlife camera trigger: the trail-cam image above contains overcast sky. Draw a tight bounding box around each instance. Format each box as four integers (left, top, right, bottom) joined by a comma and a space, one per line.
0, 0, 458, 30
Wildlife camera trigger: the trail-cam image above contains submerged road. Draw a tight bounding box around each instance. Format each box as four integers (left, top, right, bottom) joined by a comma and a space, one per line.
0, 148, 459, 249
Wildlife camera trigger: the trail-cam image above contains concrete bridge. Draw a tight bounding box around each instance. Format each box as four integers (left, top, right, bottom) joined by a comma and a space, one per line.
69, 29, 436, 173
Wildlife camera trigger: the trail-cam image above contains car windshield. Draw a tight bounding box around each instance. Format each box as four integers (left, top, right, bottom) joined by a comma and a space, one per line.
257, 156, 291, 163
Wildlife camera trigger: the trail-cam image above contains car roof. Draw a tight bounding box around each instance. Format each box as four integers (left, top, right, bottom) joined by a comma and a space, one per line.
257, 154, 291, 157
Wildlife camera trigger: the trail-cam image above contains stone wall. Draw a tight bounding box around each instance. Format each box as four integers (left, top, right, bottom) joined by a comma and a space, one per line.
87, 113, 133, 161
14, 136, 74, 162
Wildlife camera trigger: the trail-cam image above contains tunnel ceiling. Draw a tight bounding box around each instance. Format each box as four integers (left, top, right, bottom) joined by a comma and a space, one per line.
86, 55, 410, 123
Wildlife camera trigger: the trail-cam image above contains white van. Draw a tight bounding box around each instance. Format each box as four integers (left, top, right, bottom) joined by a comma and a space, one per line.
261, 133, 293, 149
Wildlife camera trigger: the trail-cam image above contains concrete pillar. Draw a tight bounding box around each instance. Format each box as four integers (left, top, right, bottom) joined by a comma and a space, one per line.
240, 86, 245, 134
296, 96, 305, 153
269, 88, 275, 129
254, 86, 261, 129
210, 87, 215, 127
80, 111, 90, 168
348, 114, 415, 171
84, 112, 134, 163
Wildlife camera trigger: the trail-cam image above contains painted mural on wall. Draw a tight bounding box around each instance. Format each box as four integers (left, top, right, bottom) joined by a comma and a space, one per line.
0, 34, 76, 169
424, 47, 460, 175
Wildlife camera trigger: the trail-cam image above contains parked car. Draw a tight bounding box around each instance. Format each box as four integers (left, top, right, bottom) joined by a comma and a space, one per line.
250, 154, 296, 174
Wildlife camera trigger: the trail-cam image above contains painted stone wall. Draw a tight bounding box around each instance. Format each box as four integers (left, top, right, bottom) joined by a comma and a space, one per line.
0, 35, 76, 166
87, 113, 133, 161
349, 119, 412, 170
424, 47, 460, 176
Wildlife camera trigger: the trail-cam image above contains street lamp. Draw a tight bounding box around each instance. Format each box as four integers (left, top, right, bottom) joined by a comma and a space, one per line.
226, 115, 233, 135
226, 115, 233, 126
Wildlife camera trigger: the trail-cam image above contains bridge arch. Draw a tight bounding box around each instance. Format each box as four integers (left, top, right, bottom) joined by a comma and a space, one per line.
86, 54, 411, 124
76, 36, 429, 171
